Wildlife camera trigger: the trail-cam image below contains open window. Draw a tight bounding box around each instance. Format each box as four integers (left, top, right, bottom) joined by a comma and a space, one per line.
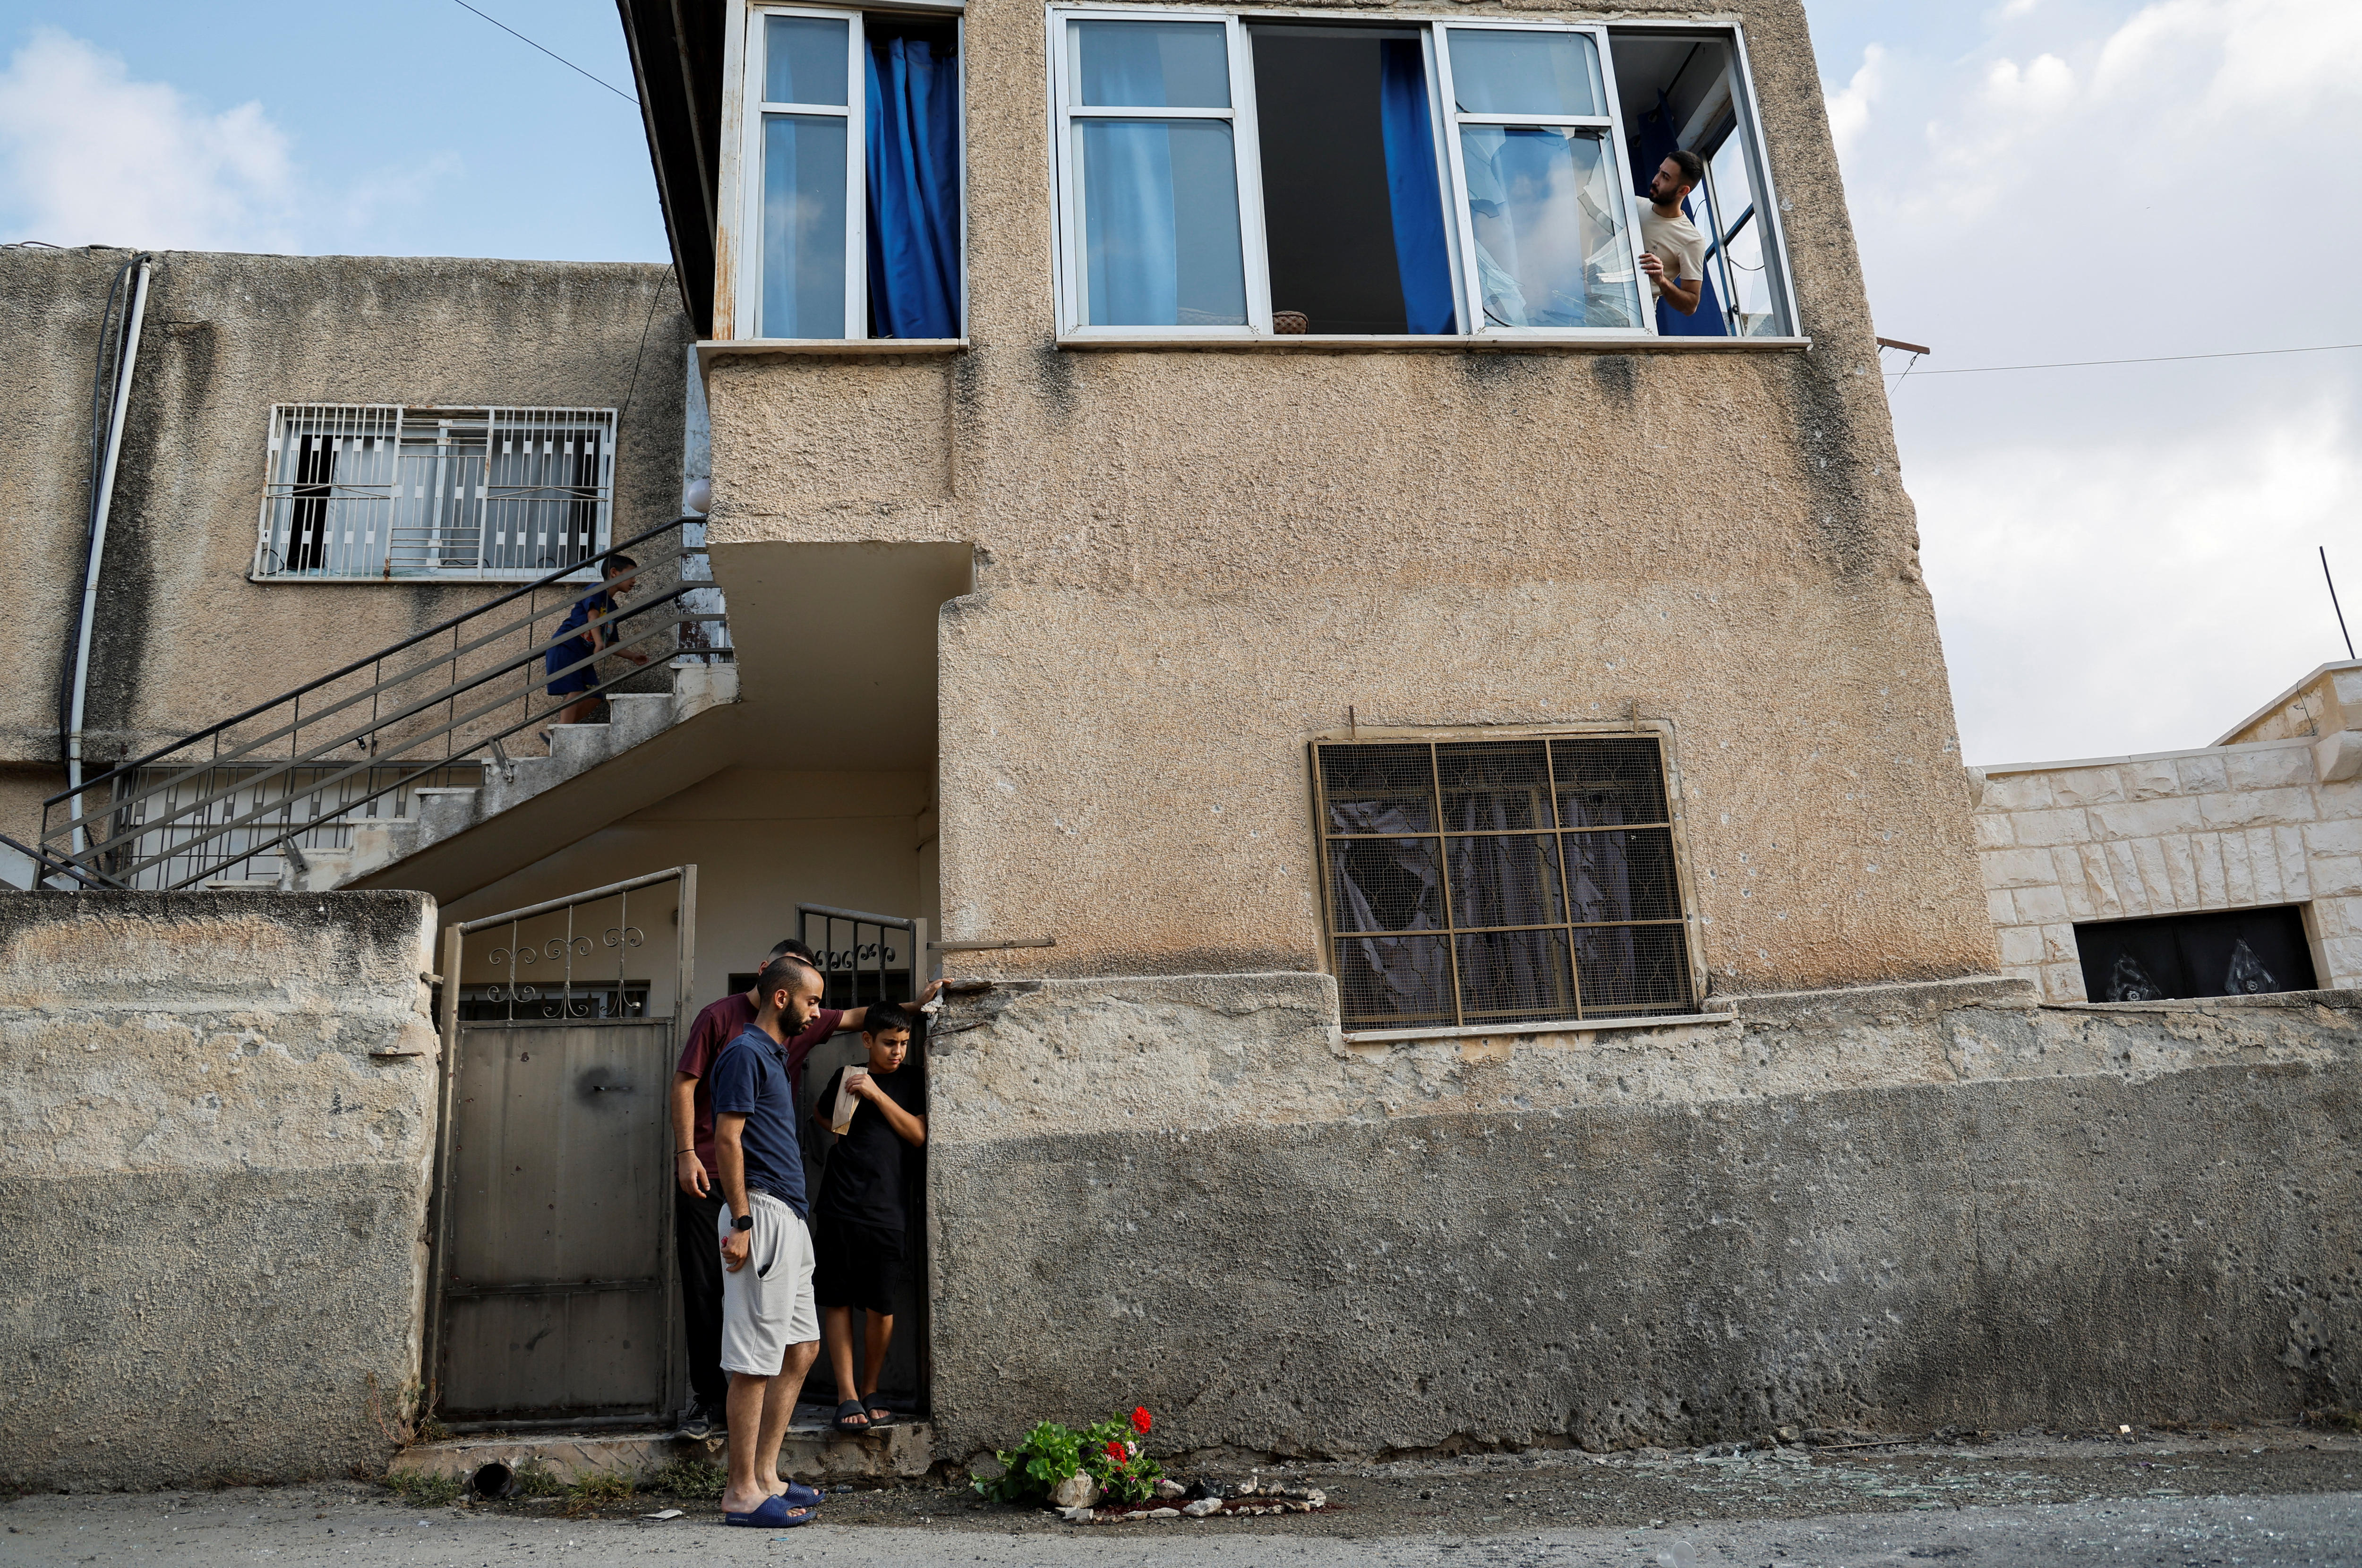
732, 5, 963, 341
1608, 30, 1795, 337
1048, 11, 1792, 342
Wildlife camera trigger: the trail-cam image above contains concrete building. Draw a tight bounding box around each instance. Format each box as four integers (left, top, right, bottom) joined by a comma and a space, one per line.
1974, 659, 2362, 1003
2, 0, 2357, 1495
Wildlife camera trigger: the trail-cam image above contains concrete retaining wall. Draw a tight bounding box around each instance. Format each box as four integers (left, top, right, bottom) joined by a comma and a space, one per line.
925, 975, 2361, 1459
0, 891, 441, 1491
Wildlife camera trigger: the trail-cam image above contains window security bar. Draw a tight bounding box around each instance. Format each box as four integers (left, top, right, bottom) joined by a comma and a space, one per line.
1312, 734, 1698, 1031
253, 405, 618, 582
40, 515, 727, 891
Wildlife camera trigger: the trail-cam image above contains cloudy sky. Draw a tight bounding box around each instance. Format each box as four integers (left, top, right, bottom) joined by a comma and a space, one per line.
2, 0, 2356, 766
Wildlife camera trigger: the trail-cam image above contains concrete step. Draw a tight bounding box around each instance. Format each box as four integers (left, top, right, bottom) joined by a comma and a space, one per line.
296, 660, 738, 893
386, 1409, 934, 1493
548, 722, 614, 773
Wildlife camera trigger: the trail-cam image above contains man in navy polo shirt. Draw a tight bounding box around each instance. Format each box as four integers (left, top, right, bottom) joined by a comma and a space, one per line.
711, 955, 828, 1527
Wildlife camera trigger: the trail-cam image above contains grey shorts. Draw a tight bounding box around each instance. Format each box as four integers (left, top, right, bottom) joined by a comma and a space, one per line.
718, 1191, 818, 1376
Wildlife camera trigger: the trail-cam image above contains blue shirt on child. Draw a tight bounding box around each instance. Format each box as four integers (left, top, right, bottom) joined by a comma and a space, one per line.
710, 1024, 808, 1216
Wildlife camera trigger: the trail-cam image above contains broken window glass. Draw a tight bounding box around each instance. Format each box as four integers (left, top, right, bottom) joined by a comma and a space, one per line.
1316, 735, 1695, 1031
2071, 905, 2316, 1003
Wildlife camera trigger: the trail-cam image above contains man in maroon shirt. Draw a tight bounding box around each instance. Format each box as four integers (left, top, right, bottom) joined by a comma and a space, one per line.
669, 939, 942, 1438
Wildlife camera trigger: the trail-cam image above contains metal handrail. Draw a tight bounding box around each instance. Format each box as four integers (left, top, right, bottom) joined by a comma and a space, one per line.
0, 830, 126, 891
40, 515, 727, 890
59, 514, 694, 802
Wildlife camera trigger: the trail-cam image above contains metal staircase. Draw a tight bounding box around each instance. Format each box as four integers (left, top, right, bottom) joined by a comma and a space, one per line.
34, 515, 731, 893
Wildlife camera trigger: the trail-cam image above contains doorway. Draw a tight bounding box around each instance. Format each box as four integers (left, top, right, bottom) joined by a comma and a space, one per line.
796, 903, 932, 1421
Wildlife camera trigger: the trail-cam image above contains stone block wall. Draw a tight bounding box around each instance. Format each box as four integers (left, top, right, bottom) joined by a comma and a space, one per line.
924, 972, 2361, 1460
0, 891, 440, 1491
1971, 736, 2362, 1002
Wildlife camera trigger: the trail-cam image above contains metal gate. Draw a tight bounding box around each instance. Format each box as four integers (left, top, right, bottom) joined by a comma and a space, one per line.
427, 866, 696, 1429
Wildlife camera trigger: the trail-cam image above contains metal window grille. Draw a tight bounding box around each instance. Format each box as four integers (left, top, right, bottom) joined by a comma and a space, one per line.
105, 763, 483, 890
1312, 735, 1696, 1031
253, 404, 617, 581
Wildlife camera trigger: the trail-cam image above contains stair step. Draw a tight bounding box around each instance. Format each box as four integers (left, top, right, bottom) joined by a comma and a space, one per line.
291, 660, 738, 891
548, 723, 614, 774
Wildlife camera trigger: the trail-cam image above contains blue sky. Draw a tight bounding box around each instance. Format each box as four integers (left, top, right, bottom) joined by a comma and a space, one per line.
3, 0, 2357, 765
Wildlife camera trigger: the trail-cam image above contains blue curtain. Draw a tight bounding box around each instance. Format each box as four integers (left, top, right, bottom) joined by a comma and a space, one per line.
864, 33, 960, 339
1378, 40, 1456, 335
1627, 93, 1724, 337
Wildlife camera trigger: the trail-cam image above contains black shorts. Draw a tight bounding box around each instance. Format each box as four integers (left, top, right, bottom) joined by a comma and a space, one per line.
810, 1216, 906, 1313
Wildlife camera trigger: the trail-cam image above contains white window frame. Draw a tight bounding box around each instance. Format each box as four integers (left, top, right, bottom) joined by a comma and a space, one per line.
1044, 8, 1797, 344
1639, 22, 1802, 341
1048, 8, 1271, 339
726, 0, 967, 344
250, 404, 616, 585
1432, 19, 1652, 342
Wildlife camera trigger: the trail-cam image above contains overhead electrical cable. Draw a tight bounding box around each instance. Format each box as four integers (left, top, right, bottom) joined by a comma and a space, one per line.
448, 0, 638, 103
1882, 342, 2362, 378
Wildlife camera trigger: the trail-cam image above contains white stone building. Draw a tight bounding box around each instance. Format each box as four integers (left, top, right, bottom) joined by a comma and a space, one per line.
1973, 659, 2362, 1002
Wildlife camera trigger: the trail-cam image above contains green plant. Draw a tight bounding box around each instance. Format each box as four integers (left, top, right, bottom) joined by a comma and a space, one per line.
565, 1471, 634, 1515
385, 1471, 463, 1507
647, 1457, 726, 1499
975, 1420, 1081, 1505
510, 1461, 564, 1499
973, 1405, 1162, 1507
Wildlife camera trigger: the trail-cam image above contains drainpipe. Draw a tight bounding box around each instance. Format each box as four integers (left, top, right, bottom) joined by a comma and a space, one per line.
64, 256, 152, 857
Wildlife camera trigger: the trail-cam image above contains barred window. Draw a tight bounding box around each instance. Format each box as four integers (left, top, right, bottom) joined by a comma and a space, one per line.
253, 404, 616, 581
1313, 735, 1695, 1032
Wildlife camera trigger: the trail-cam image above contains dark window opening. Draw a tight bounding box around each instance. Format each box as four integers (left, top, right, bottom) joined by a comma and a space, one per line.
2073, 904, 2317, 1002
1607, 30, 1786, 337
1315, 734, 1695, 1031
287, 432, 332, 572
1249, 26, 1424, 335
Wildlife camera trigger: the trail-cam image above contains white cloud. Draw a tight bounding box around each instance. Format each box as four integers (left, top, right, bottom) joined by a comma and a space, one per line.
0, 28, 297, 250
1823, 43, 1884, 161
1918, 402, 2361, 765
1830, 0, 2362, 762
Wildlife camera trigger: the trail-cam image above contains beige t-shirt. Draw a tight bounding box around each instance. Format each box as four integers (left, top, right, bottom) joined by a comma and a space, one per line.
1638, 207, 1707, 302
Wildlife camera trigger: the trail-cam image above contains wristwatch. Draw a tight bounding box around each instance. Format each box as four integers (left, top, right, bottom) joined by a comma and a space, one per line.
732, 1213, 753, 1232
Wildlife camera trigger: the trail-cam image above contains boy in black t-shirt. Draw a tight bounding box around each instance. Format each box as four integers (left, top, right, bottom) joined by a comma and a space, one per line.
810, 1001, 926, 1432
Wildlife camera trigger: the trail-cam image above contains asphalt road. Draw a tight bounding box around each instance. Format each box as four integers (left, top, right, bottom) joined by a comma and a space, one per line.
5, 1427, 2357, 1567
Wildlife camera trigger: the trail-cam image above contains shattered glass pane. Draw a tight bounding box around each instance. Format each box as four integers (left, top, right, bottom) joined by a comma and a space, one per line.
2104, 952, 2163, 1002
2223, 939, 2276, 995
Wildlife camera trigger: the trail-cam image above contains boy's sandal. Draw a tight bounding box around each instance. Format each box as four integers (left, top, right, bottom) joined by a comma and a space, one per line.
831, 1398, 872, 1433
778, 1481, 825, 1509
865, 1403, 896, 1428
724, 1495, 815, 1527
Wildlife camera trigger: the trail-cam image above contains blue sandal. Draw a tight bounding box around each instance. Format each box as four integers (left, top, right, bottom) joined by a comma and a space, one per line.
724, 1494, 816, 1527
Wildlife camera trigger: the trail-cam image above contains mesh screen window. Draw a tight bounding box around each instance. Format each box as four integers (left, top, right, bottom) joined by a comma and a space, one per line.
1314, 736, 1696, 1031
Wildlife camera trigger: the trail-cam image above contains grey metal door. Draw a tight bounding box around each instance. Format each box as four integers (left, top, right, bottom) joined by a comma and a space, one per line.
428, 866, 696, 1428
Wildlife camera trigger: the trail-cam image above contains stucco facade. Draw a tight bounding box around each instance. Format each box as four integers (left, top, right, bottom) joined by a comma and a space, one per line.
701, 0, 1994, 999
0, 248, 693, 846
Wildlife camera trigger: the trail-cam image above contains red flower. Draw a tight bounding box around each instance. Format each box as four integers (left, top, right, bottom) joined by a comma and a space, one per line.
1131, 1406, 1153, 1435
1104, 1439, 1127, 1462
